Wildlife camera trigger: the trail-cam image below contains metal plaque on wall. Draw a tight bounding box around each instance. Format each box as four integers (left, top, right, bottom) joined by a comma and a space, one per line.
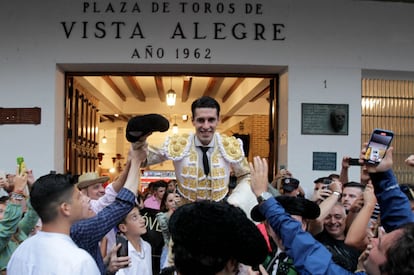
301, 103, 348, 135
313, 152, 337, 171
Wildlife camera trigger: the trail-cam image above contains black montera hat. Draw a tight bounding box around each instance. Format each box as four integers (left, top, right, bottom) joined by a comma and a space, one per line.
126, 114, 170, 142
250, 195, 320, 222
169, 201, 268, 271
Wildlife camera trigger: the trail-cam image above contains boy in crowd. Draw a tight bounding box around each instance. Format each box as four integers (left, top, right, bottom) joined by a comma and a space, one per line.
115, 205, 152, 275
7, 173, 100, 274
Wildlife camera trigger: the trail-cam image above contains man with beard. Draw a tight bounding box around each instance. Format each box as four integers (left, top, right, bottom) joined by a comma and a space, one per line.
341, 182, 365, 213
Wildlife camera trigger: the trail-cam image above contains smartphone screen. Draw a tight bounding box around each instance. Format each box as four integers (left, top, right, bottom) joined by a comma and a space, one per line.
364, 129, 394, 165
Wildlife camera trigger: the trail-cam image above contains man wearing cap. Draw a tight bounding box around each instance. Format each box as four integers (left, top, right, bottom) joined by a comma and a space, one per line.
280, 177, 301, 197
77, 162, 133, 258
127, 96, 257, 219
77, 172, 111, 213
251, 195, 320, 274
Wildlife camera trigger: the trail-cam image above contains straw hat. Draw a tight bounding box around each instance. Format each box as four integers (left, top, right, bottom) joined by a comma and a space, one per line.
77, 172, 109, 190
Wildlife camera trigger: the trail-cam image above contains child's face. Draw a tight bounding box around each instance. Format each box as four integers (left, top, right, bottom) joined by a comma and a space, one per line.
122, 207, 147, 236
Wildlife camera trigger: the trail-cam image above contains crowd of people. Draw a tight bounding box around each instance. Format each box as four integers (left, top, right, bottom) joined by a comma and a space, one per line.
1, 95, 414, 275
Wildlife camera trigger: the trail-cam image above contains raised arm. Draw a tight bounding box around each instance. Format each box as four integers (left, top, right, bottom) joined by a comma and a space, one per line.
345, 182, 377, 250
111, 160, 131, 193
362, 146, 414, 232
308, 180, 342, 236
123, 143, 148, 194
249, 157, 353, 275
339, 156, 350, 184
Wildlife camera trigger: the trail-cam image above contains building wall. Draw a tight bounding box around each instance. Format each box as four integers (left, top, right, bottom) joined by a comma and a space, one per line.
224, 115, 270, 163
1, 0, 414, 194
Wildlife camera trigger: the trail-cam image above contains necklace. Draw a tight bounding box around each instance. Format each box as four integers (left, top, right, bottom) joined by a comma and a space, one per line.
136, 249, 145, 260
135, 240, 145, 259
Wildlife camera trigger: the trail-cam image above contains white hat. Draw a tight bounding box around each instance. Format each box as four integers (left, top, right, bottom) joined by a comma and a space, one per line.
77, 172, 109, 190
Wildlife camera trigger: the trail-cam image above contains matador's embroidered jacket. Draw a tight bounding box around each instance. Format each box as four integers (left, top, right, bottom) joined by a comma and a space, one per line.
146, 132, 257, 219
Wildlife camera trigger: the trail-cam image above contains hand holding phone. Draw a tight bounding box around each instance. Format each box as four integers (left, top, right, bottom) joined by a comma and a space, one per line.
322, 178, 332, 189
116, 233, 129, 258
364, 129, 394, 166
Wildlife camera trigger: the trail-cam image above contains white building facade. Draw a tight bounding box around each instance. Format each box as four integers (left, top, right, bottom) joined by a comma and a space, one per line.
1, 0, 414, 194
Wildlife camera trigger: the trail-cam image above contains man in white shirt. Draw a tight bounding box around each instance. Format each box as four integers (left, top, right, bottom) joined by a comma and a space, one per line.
7, 173, 100, 275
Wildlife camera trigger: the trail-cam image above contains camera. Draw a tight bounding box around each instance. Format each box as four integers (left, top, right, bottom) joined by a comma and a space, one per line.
321, 178, 332, 189
348, 158, 361, 166
323, 179, 332, 185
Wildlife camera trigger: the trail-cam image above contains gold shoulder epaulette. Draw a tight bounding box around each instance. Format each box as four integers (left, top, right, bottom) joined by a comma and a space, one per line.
167, 133, 191, 159
219, 134, 244, 162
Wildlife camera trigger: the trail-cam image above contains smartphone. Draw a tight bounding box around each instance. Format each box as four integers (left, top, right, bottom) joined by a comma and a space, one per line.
322, 178, 332, 189
348, 158, 361, 166
364, 129, 394, 166
116, 233, 129, 257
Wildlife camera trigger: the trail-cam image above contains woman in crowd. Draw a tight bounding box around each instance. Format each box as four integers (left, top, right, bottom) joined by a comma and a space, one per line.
156, 190, 179, 270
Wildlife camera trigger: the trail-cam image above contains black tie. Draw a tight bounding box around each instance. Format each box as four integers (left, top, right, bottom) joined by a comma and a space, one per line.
200, 147, 210, 175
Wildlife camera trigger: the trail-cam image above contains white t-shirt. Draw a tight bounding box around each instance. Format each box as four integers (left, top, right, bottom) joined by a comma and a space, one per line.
7, 231, 100, 275
116, 238, 152, 275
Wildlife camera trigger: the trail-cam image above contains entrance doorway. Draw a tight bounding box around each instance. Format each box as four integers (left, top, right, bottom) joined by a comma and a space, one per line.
63, 68, 282, 181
